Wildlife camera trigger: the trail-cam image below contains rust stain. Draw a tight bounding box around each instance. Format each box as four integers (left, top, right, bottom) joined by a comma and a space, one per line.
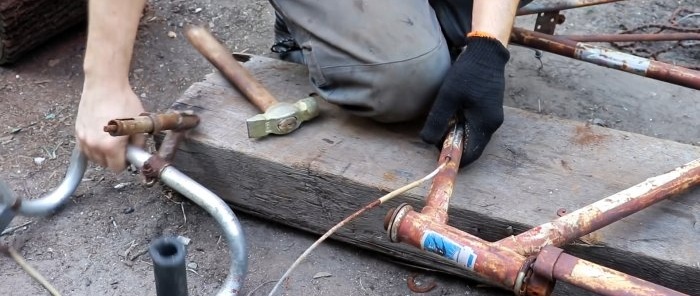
572, 125, 609, 146
383, 172, 397, 182
560, 253, 684, 295
104, 111, 200, 136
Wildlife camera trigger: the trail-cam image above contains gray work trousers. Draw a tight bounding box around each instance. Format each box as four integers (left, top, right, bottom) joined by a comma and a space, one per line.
269, 0, 530, 122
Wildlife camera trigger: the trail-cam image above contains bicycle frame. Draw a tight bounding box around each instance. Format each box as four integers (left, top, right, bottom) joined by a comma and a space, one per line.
511, 0, 700, 90
383, 3, 700, 294
385, 126, 699, 296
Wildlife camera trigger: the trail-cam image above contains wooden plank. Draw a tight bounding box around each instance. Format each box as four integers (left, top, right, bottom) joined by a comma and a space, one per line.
0, 0, 86, 64
169, 54, 700, 295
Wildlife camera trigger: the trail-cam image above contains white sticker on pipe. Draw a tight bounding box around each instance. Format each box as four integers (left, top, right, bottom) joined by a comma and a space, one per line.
421, 230, 478, 270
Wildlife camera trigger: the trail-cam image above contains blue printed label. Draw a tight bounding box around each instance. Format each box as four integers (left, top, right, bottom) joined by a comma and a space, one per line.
421, 231, 477, 270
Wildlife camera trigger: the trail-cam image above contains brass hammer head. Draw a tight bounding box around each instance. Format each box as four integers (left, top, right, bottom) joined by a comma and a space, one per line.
246, 96, 320, 138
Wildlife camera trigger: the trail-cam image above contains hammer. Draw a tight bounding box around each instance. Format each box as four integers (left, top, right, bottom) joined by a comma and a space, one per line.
184, 25, 319, 138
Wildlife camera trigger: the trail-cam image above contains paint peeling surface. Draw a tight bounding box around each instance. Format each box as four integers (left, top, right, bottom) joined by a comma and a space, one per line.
498, 158, 700, 255
562, 255, 685, 295
576, 44, 650, 75
421, 230, 477, 270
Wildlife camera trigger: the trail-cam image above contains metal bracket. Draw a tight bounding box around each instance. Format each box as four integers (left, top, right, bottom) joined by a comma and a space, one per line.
534, 11, 566, 34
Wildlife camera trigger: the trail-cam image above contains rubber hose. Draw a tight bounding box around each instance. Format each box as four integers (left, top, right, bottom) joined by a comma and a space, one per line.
149, 236, 188, 296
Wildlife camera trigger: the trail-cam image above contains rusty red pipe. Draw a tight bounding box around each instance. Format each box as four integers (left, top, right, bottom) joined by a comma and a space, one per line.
104, 111, 200, 136
388, 204, 528, 290
497, 158, 700, 256
559, 32, 700, 42
516, 0, 624, 15
385, 126, 697, 295
386, 126, 527, 291
157, 131, 188, 162
421, 125, 464, 224
386, 202, 692, 296
531, 246, 689, 296
510, 27, 700, 90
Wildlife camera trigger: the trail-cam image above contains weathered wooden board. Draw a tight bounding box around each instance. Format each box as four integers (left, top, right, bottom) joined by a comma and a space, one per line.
0, 0, 86, 64
169, 55, 700, 295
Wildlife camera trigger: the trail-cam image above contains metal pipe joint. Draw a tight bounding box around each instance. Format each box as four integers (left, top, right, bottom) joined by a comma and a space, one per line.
104, 111, 200, 136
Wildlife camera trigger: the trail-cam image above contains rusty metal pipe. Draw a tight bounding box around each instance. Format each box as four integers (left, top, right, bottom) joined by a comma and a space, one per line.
157, 131, 188, 162
498, 158, 700, 256
516, 0, 624, 15
387, 123, 697, 295
559, 32, 700, 42
104, 112, 200, 136
421, 125, 464, 224
386, 126, 530, 292
533, 245, 688, 296
388, 205, 527, 290
387, 203, 691, 296
510, 27, 700, 90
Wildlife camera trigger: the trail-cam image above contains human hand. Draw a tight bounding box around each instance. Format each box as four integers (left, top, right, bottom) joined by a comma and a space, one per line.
420, 36, 509, 167
75, 82, 146, 172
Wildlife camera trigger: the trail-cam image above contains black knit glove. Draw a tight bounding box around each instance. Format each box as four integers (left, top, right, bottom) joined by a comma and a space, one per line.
420, 36, 509, 167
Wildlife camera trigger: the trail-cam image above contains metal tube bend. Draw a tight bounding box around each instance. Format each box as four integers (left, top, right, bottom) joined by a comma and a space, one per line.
127, 146, 248, 296
18, 147, 88, 216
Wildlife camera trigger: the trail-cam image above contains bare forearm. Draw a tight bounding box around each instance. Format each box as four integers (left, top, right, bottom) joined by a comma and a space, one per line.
472, 0, 519, 46
83, 0, 146, 87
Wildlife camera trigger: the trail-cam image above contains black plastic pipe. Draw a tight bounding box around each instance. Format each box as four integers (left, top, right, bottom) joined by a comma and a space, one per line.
150, 236, 188, 296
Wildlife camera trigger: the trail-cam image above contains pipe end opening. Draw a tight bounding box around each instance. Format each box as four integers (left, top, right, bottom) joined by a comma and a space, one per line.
149, 237, 187, 265
156, 243, 179, 257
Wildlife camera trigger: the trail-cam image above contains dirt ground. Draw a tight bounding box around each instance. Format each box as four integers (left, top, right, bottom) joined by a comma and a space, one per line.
0, 0, 698, 295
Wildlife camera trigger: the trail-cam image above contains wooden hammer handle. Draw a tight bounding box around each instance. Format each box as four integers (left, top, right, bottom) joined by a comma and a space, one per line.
184, 25, 278, 111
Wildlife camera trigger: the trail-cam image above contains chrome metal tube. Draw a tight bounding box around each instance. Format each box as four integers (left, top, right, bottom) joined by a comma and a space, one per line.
510, 27, 700, 90
126, 146, 248, 296
18, 147, 88, 216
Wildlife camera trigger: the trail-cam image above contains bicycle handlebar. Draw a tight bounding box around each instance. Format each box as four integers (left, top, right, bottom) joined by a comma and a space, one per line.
0, 146, 247, 296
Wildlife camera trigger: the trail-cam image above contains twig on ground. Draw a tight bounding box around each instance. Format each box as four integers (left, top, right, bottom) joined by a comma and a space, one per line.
359, 278, 368, 294
128, 248, 149, 261
0, 221, 33, 236
0, 245, 62, 296
122, 240, 138, 258
676, 12, 700, 23
110, 216, 121, 236
186, 268, 201, 276
246, 280, 277, 296
267, 163, 447, 296
180, 203, 187, 227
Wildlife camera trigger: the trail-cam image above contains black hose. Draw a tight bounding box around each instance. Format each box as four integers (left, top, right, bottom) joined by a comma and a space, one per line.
149, 236, 188, 296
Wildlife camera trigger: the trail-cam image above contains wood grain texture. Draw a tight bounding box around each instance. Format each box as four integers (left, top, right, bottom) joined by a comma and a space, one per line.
169, 55, 700, 295
0, 0, 86, 64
